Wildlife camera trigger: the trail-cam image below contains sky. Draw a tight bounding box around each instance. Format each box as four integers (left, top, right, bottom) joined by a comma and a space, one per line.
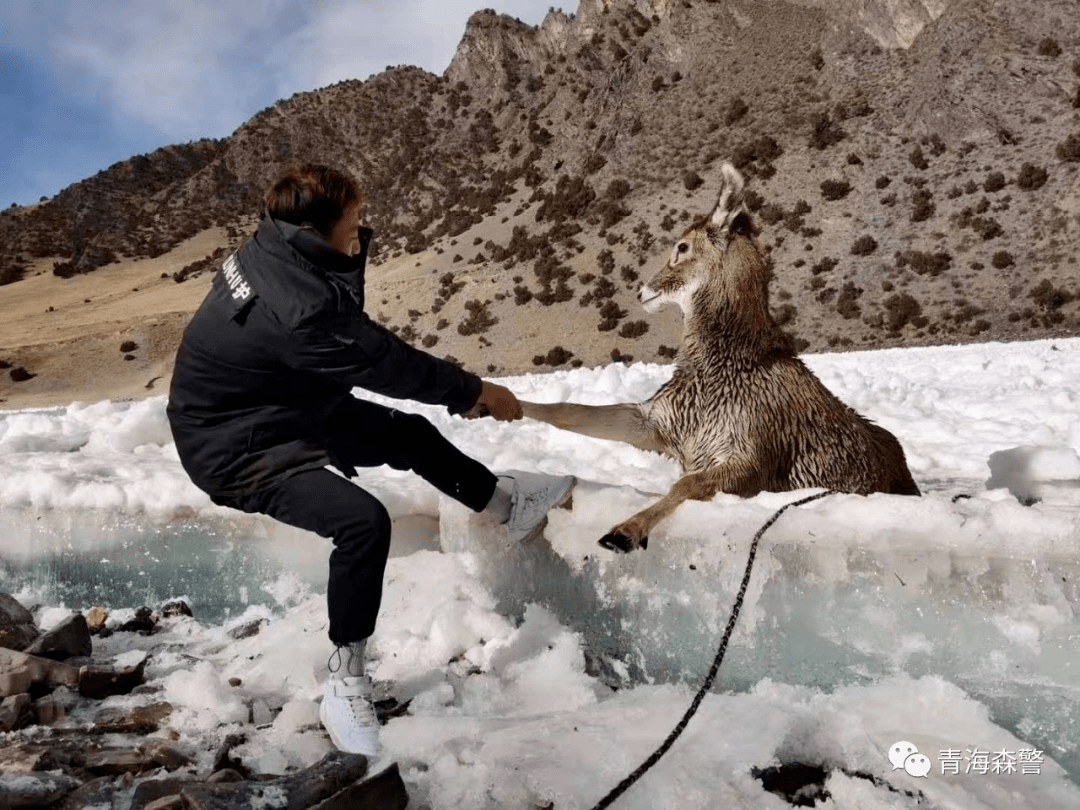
0, 0, 561, 208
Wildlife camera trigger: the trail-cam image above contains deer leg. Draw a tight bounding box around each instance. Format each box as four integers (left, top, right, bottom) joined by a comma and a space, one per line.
520, 401, 667, 455
599, 456, 764, 553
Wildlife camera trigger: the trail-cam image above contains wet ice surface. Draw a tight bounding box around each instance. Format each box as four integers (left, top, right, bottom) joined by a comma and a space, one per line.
2, 337, 1080, 808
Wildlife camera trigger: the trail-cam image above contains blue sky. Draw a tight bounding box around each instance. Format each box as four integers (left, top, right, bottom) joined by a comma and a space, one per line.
1, 0, 560, 207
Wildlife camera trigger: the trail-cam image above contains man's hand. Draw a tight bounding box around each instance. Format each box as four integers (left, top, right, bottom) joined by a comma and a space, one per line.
473, 380, 523, 421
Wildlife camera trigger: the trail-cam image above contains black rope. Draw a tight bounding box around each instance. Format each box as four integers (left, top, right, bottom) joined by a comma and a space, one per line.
588, 490, 834, 810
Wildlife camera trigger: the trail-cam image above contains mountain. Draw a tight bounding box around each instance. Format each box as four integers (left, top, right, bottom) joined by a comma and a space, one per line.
1, 0, 1079, 395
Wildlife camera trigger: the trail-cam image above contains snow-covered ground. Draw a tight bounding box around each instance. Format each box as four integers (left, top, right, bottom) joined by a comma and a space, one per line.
2, 337, 1079, 809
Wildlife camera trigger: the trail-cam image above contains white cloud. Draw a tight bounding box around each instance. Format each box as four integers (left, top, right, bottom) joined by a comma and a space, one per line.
9, 0, 557, 140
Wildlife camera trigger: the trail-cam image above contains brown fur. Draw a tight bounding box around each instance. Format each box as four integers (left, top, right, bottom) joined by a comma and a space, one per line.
518, 162, 919, 553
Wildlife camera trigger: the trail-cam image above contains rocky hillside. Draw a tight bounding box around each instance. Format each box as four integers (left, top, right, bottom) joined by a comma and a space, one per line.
2, 0, 1079, 375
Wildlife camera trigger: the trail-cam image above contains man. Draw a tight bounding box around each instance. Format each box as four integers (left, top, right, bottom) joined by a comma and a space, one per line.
166, 164, 574, 756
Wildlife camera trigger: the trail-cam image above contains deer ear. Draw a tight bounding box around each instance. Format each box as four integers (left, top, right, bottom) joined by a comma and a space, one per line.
709, 162, 747, 232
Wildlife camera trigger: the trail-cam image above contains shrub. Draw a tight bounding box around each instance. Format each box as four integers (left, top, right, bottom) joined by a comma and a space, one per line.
618, 320, 649, 338
846, 153, 863, 166
725, 97, 749, 126
543, 346, 574, 366
808, 114, 846, 150
610, 348, 633, 363
1016, 163, 1048, 190
991, 251, 1014, 269
850, 235, 877, 255
119, 340, 139, 353
683, 170, 704, 191
820, 179, 852, 200
971, 216, 1003, 240
983, 171, 1006, 193
773, 303, 797, 325
811, 256, 839, 276
883, 292, 922, 331
875, 175, 891, 189
422, 334, 438, 348
906, 250, 952, 276
514, 285, 533, 305
908, 146, 929, 170
1037, 37, 1062, 57
1029, 279, 1073, 310
1055, 133, 1080, 162
657, 344, 678, 359
911, 189, 935, 222
836, 282, 862, 319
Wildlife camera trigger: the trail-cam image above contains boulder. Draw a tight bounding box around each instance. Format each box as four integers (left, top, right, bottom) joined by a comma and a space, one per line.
129, 777, 196, 810
309, 763, 409, 810
83, 748, 158, 776
181, 751, 371, 810
117, 606, 157, 635
0, 771, 82, 807
24, 613, 92, 660
79, 653, 147, 698
91, 701, 173, 734
0, 662, 32, 698
0, 594, 38, 651
226, 618, 267, 640
54, 776, 123, 810
85, 606, 109, 634
144, 796, 186, 810
159, 600, 193, 619
0, 648, 80, 690
137, 738, 192, 771
0, 693, 32, 732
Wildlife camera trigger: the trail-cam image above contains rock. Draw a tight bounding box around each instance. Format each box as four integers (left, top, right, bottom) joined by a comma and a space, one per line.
226, 618, 267, 640
138, 738, 192, 771
206, 768, 245, 784
0, 771, 82, 807
181, 751, 370, 810
85, 606, 109, 634
54, 775, 124, 810
309, 763, 409, 810
210, 733, 250, 779
0, 663, 32, 698
0, 693, 32, 732
117, 606, 157, 635
227, 677, 242, 687
84, 748, 157, 776
24, 613, 92, 660
92, 701, 173, 733
0, 742, 60, 772
0, 648, 80, 690
144, 796, 186, 810
130, 777, 195, 810
0, 594, 38, 651
159, 600, 193, 619
78, 654, 147, 698
32, 693, 67, 725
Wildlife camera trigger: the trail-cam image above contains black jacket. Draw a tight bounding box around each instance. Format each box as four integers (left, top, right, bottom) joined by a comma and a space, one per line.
166, 215, 482, 501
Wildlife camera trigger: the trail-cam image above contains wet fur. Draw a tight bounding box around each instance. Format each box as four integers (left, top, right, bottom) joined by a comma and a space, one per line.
519, 163, 919, 552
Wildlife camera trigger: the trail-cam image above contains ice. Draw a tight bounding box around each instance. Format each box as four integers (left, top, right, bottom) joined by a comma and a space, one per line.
1, 337, 1080, 805
986, 445, 1080, 503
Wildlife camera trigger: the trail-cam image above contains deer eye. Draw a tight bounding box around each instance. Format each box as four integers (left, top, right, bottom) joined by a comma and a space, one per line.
677, 243, 689, 253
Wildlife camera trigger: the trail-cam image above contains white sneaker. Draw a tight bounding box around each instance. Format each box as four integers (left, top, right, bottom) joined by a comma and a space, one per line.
320, 675, 380, 756
499, 470, 577, 543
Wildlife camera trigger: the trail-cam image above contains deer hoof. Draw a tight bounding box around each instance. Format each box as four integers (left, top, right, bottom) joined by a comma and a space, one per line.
599, 532, 646, 553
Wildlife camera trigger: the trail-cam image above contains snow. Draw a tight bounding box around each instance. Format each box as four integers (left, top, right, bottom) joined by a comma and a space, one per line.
1, 337, 1079, 808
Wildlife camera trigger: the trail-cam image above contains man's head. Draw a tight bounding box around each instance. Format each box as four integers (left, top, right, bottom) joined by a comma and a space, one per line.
265, 164, 364, 255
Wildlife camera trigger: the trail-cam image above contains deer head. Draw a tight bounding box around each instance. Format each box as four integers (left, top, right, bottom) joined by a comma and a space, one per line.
638, 162, 761, 317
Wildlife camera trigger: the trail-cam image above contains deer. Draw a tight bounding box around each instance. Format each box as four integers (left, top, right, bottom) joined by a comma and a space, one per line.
505, 162, 920, 553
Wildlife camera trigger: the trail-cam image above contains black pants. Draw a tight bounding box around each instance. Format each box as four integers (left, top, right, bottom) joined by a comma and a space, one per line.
229, 397, 498, 644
